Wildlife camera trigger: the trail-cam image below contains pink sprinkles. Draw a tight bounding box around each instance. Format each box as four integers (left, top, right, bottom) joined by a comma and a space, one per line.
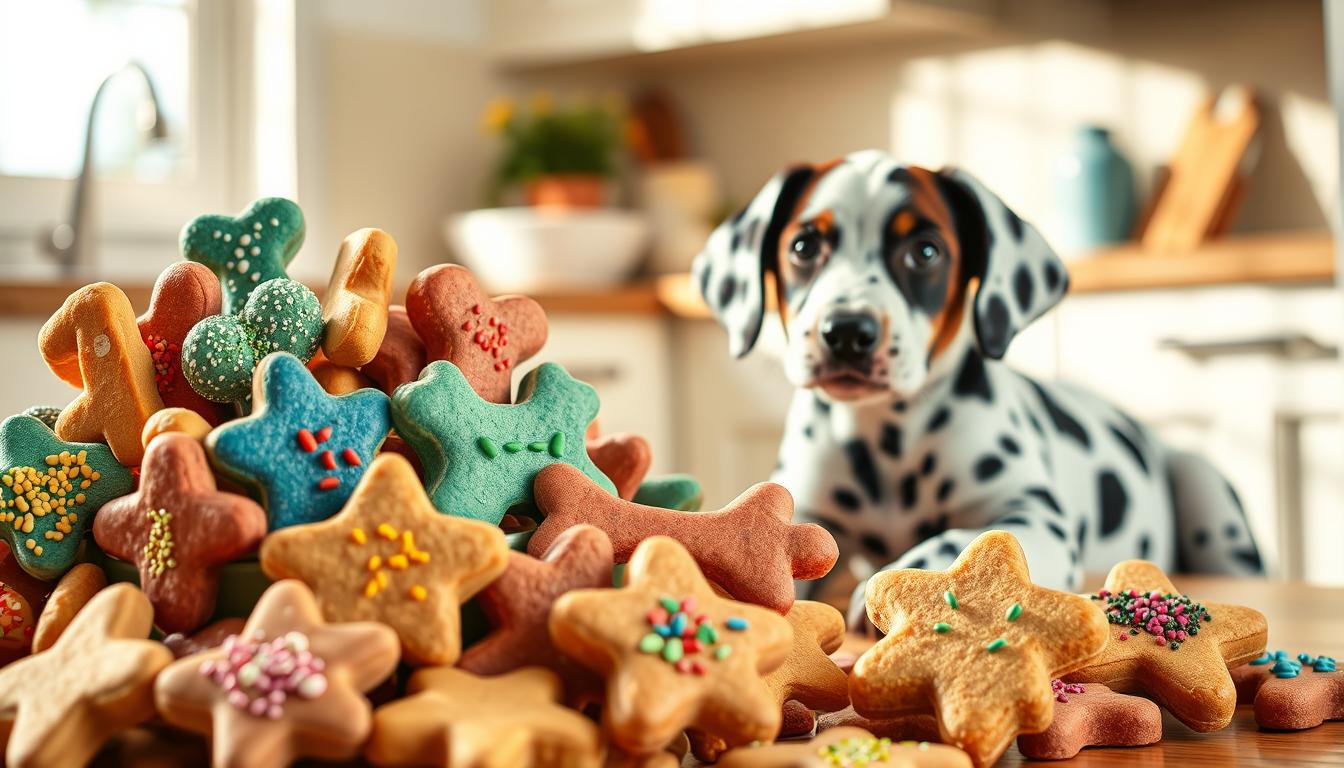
199, 630, 328, 719
1092, 588, 1211, 651
1051, 678, 1085, 703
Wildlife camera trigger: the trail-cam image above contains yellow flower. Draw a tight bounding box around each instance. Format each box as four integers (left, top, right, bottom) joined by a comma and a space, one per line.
530, 91, 555, 116
481, 98, 514, 134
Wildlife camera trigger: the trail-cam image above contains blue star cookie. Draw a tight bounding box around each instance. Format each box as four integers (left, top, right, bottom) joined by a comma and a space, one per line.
392, 360, 616, 525
0, 415, 134, 580
181, 197, 305, 313
207, 352, 391, 530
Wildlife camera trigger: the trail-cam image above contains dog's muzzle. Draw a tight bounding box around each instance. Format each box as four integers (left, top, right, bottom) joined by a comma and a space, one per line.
820, 309, 881, 367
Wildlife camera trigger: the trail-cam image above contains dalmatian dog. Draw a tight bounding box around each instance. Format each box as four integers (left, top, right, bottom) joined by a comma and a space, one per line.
692, 150, 1264, 625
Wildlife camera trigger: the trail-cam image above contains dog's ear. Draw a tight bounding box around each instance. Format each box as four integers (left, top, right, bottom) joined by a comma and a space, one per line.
934, 168, 1068, 359
692, 164, 816, 358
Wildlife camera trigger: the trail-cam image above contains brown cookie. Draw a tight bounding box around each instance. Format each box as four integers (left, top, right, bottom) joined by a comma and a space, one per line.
459, 524, 613, 702
322, 228, 397, 368
1233, 649, 1344, 730
362, 305, 426, 396
137, 262, 232, 425
154, 579, 401, 766
1015, 681, 1161, 759
405, 264, 548, 403
781, 699, 818, 738
365, 666, 601, 767
717, 726, 972, 768
308, 348, 377, 395
93, 432, 268, 634
31, 562, 106, 653
1063, 560, 1268, 732
817, 706, 941, 743
259, 452, 509, 665
549, 536, 793, 756
850, 531, 1109, 767
531, 464, 837, 615
162, 617, 246, 659
0, 583, 172, 767
140, 407, 215, 448
40, 282, 166, 466
588, 433, 653, 500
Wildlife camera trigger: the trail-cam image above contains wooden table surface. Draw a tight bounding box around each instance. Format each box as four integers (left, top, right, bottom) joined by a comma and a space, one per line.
820, 575, 1344, 767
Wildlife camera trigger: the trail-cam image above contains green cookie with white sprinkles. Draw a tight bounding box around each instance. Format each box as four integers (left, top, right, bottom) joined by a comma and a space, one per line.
181, 197, 305, 314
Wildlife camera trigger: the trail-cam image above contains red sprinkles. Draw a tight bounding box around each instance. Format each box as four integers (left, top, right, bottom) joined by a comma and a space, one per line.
294, 426, 364, 492
1092, 588, 1211, 651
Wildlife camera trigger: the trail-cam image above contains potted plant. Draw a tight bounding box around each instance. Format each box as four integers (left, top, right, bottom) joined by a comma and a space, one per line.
482, 92, 624, 209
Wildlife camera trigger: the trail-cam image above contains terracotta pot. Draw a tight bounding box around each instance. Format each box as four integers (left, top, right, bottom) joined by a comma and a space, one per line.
525, 174, 607, 209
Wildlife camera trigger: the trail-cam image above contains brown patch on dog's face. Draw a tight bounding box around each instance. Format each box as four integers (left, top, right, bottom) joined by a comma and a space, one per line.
773, 160, 843, 325
884, 167, 966, 361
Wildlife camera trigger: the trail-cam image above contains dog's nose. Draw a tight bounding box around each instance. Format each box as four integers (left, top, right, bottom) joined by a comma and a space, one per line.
820, 310, 881, 365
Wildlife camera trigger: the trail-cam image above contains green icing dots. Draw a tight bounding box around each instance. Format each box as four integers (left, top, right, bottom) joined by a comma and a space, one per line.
817, 737, 893, 767
933, 622, 952, 634
1006, 602, 1023, 622
943, 590, 958, 610
986, 638, 1008, 653
477, 432, 565, 460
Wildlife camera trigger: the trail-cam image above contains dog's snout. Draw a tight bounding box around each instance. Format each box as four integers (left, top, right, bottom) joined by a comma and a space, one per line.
820, 310, 881, 365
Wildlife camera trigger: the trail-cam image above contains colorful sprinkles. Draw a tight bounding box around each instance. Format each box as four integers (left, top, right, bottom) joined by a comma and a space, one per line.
0, 451, 101, 558
0, 584, 31, 651
477, 432, 565, 460
1251, 649, 1337, 677
817, 736, 894, 767
143, 333, 181, 392
348, 523, 431, 600
637, 595, 747, 676
1092, 588, 1211, 650
199, 630, 328, 719
142, 508, 177, 577
1051, 678, 1086, 703
461, 302, 515, 372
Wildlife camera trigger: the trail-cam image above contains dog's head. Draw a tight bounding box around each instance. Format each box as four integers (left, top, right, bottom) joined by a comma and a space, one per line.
693, 151, 1068, 402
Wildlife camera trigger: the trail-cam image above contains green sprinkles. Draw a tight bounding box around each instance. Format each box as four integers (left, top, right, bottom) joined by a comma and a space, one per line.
638, 634, 664, 654
659, 596, 680, 613
943, 590, 958, 610
503, 441, 524, 453
477, 436, 498, 459
482, 432, 566, 459
714, 645, 732, 661
527, 441, 548, 452
933, 622, 952, 634
662, 636, 684, 663
1005, 602, 1023, 622
548, 431, 565, 458
986, 638, 1008, 653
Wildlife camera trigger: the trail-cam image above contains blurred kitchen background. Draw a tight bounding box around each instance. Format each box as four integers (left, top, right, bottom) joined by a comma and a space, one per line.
1, 0, 1341, 582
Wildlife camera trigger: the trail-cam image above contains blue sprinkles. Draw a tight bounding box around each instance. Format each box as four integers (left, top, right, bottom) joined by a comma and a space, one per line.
726, 617, 749, 631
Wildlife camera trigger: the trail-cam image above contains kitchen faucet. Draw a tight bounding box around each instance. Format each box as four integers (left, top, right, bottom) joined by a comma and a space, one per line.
43, 60, 168, 276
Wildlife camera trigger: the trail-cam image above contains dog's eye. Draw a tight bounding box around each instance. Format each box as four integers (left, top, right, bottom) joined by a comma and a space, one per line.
789, 225, 829, 266
904, 239, 943, 271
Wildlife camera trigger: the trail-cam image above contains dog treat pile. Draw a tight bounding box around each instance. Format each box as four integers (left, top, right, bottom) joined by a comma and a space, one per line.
0, 195, 1312, 767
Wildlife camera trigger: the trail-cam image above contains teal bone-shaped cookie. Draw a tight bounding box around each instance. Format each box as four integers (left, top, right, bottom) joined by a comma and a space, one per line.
181, 197, 305, 313
392, 361, 616, 524
0, 415, 134, 580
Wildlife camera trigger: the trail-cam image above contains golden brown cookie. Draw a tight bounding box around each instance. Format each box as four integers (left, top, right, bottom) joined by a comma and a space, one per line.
39, 282, 166, 466
1063, 560, 1267, 732
850, 531, 1109, 767
30, 562, 106, 653
308, 348, 378, 395
322, 228, 397, 368
817, 706, 941, 743
718, 726, 972, 768
154, 579, 400, 767
0, 583, 172, 767
141, 407, 215, 448
550, 536, 793, 756
365, 666, 601, 767
259, 452, 509, 665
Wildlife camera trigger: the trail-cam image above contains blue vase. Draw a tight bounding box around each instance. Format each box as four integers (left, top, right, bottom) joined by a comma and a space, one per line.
1057, 126, 1136, 250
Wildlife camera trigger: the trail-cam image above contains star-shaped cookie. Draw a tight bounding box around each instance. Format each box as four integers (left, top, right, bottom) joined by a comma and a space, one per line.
1014, 681, 1161, 759
0, 415, 135, 580
530, 464, 838, 614
717, 726, 972, 768
405, 263, 548, 404
154, 579, 400, 766
365, 666, 601, 767
391, 360, 615, 525
1062, 560, 1267, 732
259, 452, 508, 665
458, 524, 613, 702
550, 536, 793, 756
208, 352, 391, 530
0, 583, 172, 767
850, 531, 1109, 768
1234, 649, 1344, 730
94, 432, 268, 633
181, 197, 305, 313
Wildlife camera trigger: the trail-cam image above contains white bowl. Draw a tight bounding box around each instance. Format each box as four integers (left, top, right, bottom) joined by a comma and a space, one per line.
444, 207, 650, 293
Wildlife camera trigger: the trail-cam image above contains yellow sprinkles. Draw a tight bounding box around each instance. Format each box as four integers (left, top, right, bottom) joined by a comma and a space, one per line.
0, 451, 101, 558
348, 521, 432, 600
142, 508, 177, 577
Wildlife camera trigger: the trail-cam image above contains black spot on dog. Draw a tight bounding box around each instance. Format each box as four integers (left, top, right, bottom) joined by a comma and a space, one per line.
977, 295, 1013, 359
916, 513, 949, 542
1233, 548, 1263, 572
1045, 520, 1068, 541
880, 423, 902, 458
920, 453, 937, 476
973, 456, 1004, 482
1029, 381, 1091, 448
803, 424, 814, 439
1076, 518, 1089, 559
952, 349, 993, 403
730, 230, 742, 251
813, 517, 849, 540
1008, 410, 1020, 426
926, 407, 951, 433
744, 218, 762, 249
1013, 265, 1034, 313
892, 400, 907, 413
813, 395, 831, 416
936, 479, 955, 503
997, 516, 1030, 527
1107, 424, 1149, 475
1098, 471, 1127, 537
1027, 410, 1044, 436
867, 274, 879, 284
716, 274, 736, 308
1005, 207, 1025, 241
833, 488, 861, 513
1023, 487, 1063, 516
1138, 534, 1151, 559
1044, 261, 1062, 292
1193, 528, 1210, 547
697, 262, 713, 301
937, 541, 961, 559
1224, 523, 1240, 540
906, 557, 928, 570
861, 535, 890, 559
899, 473, 917, 509
845, 440, 881, 502
999, 435, 1021, 456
